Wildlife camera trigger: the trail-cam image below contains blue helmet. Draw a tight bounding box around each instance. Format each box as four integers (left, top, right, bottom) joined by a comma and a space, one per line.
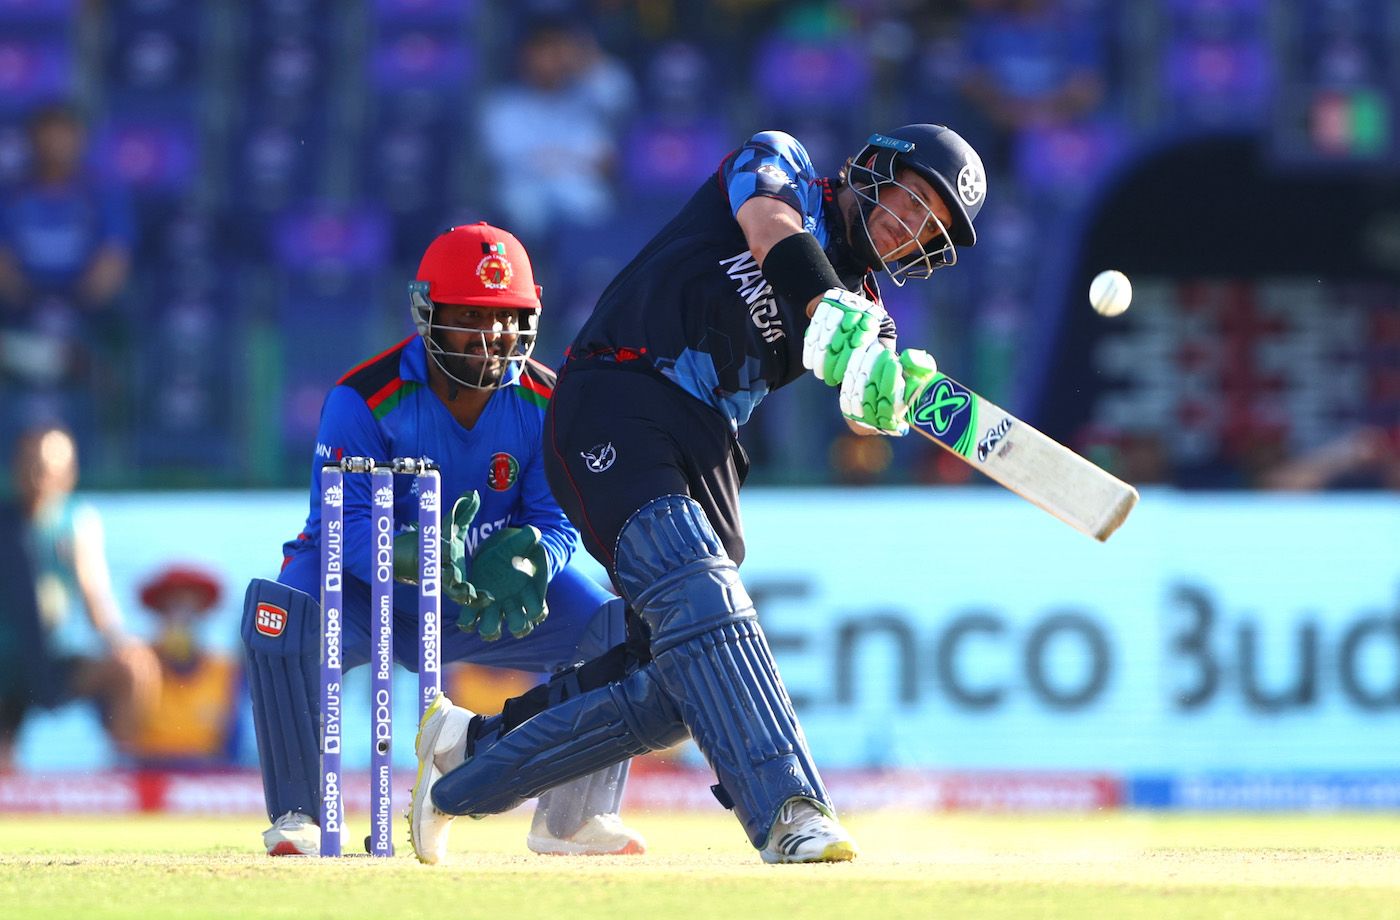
847, 124, 987, 282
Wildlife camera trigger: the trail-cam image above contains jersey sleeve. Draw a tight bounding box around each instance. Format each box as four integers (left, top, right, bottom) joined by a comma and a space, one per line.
313, 384, 392, 585
723, 130, 820, 219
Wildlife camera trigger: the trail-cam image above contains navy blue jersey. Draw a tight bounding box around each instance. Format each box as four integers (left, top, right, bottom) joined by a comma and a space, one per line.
569, 130, 895, 429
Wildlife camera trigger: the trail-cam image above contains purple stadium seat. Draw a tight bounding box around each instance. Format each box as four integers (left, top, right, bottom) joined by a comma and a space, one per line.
0, 0, 75, 26
371, 0, 473, 25
89, 117, 198, 196
753, 35, 871, 113
1014, 119, 1128, 201
621, 115, 731, 197
271, 203, 391, 275
1163, 37, 1273, 124
0, 39, 73, 113
371, 29, 473, 93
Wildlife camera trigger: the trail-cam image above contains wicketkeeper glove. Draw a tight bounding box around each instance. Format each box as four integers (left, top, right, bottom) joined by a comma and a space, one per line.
458, 525, 549, 641
802, 288, 885, 387
839, 347, 938, 437
393, 491, 494, 610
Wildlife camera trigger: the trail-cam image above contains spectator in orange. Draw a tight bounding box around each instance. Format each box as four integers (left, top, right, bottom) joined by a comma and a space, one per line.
126, 565, 244, 768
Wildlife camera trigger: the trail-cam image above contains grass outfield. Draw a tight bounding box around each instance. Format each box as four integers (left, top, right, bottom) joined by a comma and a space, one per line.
3, 812, 1400, 919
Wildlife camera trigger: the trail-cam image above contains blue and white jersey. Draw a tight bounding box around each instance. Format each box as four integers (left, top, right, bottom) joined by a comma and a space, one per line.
280, 335, 575, 597
568, 130, 893, 429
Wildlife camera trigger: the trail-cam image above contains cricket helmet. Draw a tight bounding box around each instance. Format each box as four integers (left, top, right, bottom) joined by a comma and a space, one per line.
847, 124, 987, 283
408, 223, 541, 390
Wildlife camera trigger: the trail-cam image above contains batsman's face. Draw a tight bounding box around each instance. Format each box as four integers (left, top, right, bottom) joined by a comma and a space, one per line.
866, 169, 954, 262
433, 303, 521, 386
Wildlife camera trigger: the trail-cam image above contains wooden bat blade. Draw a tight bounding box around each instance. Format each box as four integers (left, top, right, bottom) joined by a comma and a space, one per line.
907, 373, 1139, 541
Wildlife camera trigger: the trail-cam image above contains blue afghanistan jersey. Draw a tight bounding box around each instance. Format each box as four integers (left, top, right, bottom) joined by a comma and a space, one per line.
281, 335, 576, 589
569, 130, 894, 428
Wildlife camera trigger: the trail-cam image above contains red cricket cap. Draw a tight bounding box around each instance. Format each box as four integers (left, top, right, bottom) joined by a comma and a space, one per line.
415, 222, 542, 310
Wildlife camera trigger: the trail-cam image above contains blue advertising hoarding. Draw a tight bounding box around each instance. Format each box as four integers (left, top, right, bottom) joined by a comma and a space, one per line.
17, 487, 1400, 786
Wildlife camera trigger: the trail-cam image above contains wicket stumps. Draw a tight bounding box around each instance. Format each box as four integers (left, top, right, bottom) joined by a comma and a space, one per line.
319, 456, 442, 857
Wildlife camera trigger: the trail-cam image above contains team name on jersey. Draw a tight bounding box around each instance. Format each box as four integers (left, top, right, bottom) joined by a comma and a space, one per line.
462, 517, 512, 556
718, 251, 786, 344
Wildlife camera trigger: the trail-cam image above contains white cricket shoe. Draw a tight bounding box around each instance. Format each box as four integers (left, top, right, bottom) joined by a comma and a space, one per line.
759, 798, 858, 864
409, 690, 476, 864
263, 811, 319, 856
527, 811, 647, 856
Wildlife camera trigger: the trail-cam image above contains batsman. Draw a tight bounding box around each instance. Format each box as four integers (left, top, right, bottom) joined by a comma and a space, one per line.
408, 124, 986, 863
242, 223, 645, 857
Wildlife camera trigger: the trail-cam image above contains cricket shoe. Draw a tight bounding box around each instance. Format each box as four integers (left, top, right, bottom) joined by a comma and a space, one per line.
408, 690, 476, 864
759, 798, 858, 864
263, 811, 318, 856
526, 811, 647, 856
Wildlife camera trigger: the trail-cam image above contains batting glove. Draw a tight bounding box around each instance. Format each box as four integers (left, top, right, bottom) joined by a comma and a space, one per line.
802, 288, 885, 387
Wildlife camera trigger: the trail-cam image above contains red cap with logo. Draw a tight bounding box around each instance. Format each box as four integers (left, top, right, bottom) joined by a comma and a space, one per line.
415, 222, 542, 310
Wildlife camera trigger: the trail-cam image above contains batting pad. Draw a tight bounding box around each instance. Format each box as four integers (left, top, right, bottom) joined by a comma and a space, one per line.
615, 495, 834, 848
241, 578, 323, 824
430, 662, 687, 816
534, 597, 633, 837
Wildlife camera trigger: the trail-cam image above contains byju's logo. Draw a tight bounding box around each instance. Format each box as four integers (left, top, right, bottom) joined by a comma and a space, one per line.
580, 442, 617, 473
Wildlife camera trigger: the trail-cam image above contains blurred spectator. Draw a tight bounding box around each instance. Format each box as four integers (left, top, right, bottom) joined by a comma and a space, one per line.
124, 564, 243, 769
1259, 426, 1400, 492
957, 0, 1107, 175
0, 425, 159, 770
0, 103, 136, 473
477, 18, 635, 243
0, 103, 134, 320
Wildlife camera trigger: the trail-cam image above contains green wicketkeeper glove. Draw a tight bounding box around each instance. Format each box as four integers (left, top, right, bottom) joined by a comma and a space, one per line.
801, 288, 884, 387
838, 346, 938, 436
458, 525, 549, 641
392, 492, 494, 610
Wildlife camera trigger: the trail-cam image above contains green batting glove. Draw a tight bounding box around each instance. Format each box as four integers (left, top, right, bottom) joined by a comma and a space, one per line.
393, 491, 494, 610
801, 289, 884, 387
837, 346, 938, 437
839, 345, 906, 435
898, 348, 939, 406
458, 525, 549, 641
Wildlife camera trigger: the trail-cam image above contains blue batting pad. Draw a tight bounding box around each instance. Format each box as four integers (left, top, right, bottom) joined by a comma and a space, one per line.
241, 578, 323, 824
430, 660, 686, 816
534, 597, 633, 837
614, 495, 832, 847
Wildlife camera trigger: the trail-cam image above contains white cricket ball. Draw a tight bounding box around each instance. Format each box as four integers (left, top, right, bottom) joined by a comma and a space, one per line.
1089, 269, 1132, 317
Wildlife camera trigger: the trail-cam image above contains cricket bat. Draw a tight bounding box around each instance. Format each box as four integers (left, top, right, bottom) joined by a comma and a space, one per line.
906, 373, 1139, 541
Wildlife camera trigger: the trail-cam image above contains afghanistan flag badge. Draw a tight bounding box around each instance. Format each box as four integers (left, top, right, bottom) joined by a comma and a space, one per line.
487, 451, 519, 491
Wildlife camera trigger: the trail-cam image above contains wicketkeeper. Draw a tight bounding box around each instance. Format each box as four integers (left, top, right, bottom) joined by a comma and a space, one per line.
243, 223, 645, 857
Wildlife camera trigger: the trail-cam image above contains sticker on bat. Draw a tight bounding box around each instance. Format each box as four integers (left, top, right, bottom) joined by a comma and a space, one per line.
976, 417, 1014, 462
910, 376, 976, 455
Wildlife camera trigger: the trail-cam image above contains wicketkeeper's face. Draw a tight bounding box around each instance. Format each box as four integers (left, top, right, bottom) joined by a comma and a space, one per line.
432, 303, 524, 387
